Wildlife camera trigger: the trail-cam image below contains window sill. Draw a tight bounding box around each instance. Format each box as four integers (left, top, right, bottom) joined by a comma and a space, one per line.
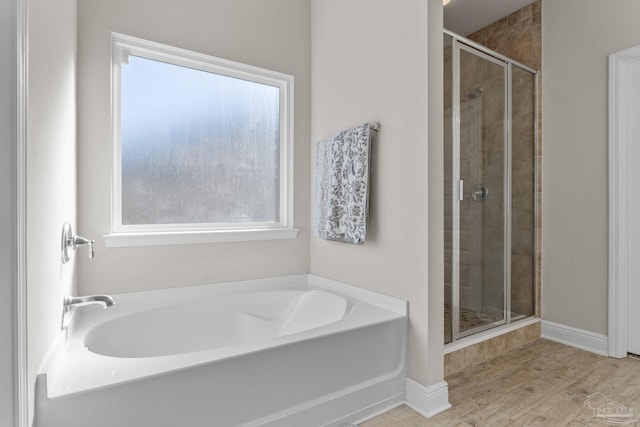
103, 228, 300, 248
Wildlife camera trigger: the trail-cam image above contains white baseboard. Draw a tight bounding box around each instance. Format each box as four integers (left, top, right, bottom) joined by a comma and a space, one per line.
541, 320, 608, 356
404, 379, 451, 418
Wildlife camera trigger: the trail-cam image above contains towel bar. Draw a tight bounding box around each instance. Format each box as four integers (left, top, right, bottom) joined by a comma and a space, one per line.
370, 123, 380, 132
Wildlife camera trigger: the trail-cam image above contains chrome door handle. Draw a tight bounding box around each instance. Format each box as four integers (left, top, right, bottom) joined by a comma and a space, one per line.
472, 185, 488, 202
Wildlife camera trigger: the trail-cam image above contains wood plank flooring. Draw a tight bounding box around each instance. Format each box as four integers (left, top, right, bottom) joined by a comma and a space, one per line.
361, 339, 640, 426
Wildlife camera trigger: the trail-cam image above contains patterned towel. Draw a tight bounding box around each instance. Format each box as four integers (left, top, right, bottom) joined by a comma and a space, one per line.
314, 123, 373, 245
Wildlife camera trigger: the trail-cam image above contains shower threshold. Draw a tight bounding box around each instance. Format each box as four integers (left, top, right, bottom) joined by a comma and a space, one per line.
444, 304, 531, 339
444, 316, 540, 354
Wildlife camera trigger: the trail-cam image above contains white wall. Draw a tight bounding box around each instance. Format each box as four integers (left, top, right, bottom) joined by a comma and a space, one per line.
77, 0, 311, 295
0, 0, 17, 424
542, 0, 640, 335
310, 0, 443, 387
26, 0, 77, 420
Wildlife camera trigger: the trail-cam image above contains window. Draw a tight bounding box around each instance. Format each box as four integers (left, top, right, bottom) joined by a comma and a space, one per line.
105, 33, 297, 247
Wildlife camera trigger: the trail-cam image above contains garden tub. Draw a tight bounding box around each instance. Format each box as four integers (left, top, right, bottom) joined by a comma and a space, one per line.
34, 274, 407, 427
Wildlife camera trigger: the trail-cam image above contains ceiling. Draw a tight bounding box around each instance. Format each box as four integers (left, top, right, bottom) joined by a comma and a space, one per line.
444, 0, 537, 36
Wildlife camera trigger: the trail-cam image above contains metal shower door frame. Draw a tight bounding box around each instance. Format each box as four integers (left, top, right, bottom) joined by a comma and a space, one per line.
446, 29, 539, 344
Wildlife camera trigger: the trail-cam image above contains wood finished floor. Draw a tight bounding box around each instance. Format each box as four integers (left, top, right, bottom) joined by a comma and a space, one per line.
360, 339, 640, 426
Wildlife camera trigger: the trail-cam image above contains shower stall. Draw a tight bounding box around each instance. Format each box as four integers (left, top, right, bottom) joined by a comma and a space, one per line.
444, 30, 538, 344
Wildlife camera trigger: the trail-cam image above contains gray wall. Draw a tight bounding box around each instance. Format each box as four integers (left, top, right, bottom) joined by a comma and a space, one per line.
427, 0, 445, 386
26, 0, 77, 421
542, 0, 640, 335
310, 0, 443, 386
77, 0, 311, 295
0, 0, 17, 424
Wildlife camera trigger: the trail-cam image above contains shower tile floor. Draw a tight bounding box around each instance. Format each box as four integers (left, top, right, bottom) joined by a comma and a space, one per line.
444, 303, 503, 342
444, 304, 530, 343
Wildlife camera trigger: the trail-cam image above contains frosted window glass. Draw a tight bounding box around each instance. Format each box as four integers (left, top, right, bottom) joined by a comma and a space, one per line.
120, 55, 280, 225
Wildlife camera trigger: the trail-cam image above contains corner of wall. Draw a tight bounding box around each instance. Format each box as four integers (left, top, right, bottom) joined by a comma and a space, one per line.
405, 378, 451, 418
427, 0, 446, 388
1, 0, 19, 424
26, 0, 78, 423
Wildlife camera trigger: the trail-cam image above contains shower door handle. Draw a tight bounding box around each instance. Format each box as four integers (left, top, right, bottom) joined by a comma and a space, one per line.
472, 185, 489, 202
459, 180, 464, 201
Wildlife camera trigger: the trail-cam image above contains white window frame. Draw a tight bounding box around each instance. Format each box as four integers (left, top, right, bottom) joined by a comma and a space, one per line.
104, 33, 297, 247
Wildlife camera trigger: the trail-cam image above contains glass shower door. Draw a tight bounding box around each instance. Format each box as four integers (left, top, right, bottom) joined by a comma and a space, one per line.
452, 43, 508, 339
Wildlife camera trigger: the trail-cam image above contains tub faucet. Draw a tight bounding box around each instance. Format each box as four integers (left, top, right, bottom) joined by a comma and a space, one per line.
63, 294, 115, 316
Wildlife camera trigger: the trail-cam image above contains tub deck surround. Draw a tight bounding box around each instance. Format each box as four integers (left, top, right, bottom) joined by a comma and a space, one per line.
34, 274, 408, 427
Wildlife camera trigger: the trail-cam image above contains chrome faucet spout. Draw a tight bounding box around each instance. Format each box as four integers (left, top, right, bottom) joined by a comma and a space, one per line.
63, 294, 115, 315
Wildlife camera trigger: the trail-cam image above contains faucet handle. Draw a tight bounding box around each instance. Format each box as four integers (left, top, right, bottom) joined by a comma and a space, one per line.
85, 238, 95, 259
73, 235, 95, 259
62, 223, 96, 264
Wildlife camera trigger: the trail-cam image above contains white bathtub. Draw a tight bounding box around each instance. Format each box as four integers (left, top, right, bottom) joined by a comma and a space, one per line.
34, 274, 407, 427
